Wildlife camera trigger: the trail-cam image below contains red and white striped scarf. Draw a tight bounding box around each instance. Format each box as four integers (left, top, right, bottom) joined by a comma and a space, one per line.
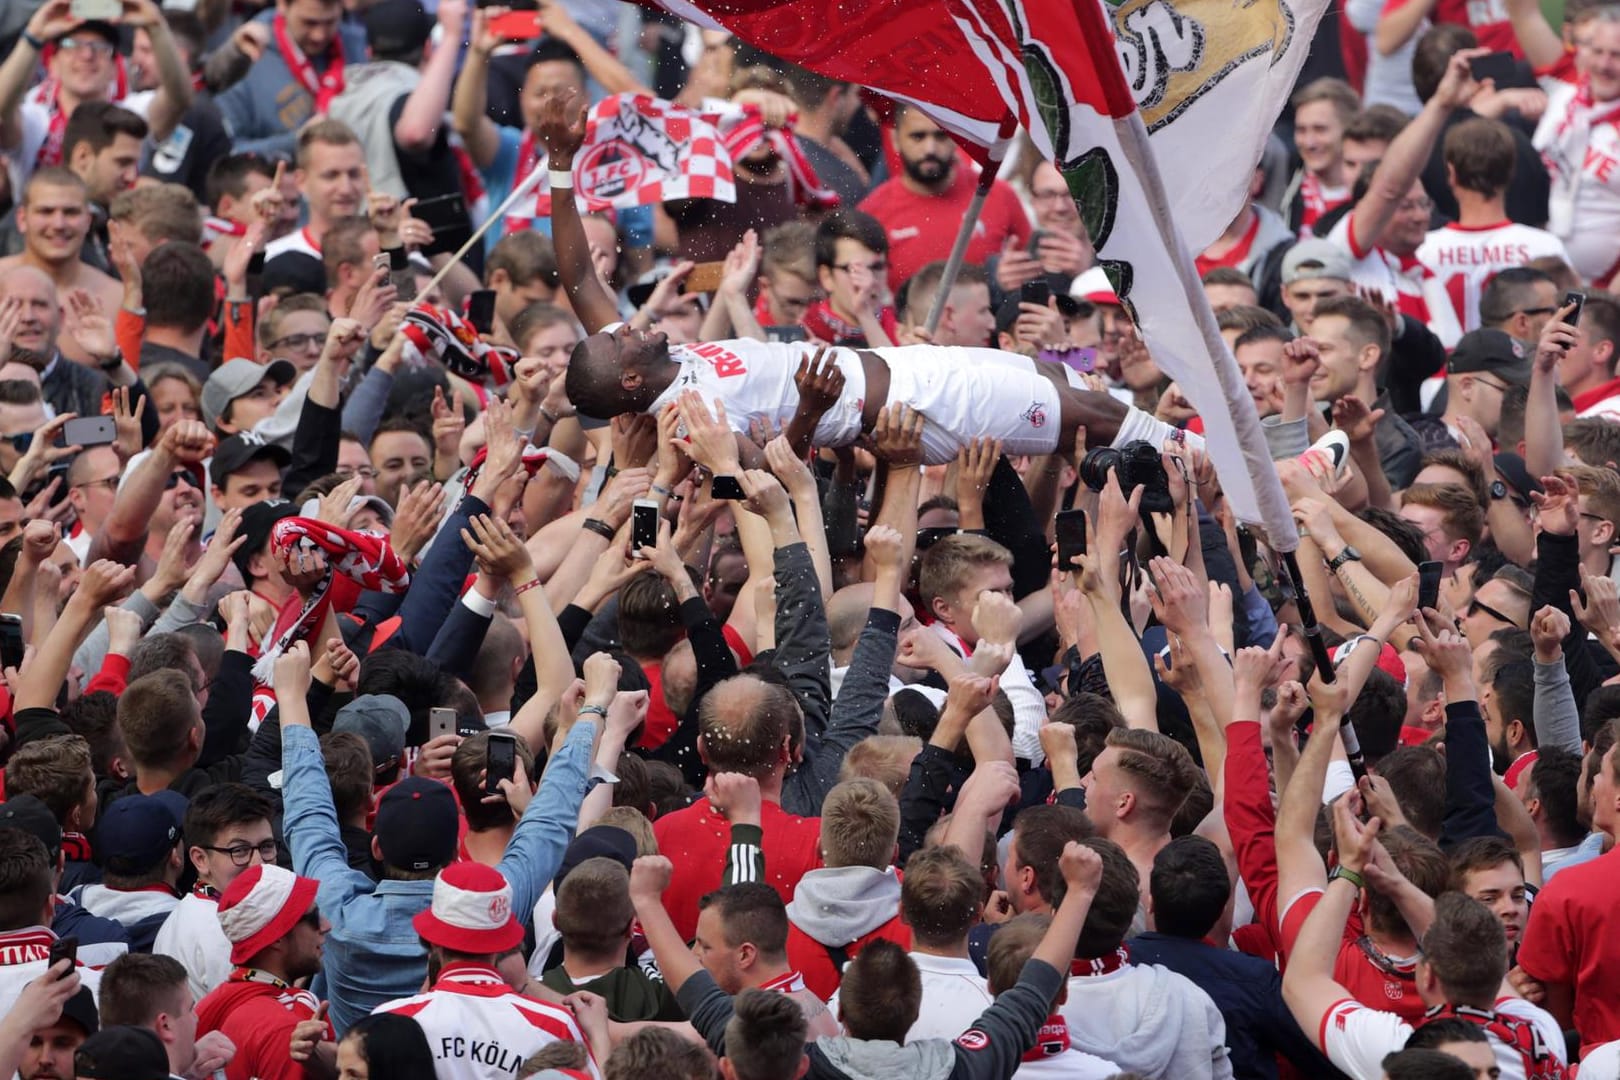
27, 54, 130, 171
399, 303, 517, 390
720, 105, 839, 210
504, 130, 552, 236
251, 518, 410, 683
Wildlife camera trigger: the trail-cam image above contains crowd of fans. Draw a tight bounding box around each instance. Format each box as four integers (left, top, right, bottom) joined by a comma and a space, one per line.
5, 0, 1620, 1079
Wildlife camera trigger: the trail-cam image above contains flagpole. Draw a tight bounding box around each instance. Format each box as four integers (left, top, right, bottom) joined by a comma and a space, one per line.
923, 167, 998, 336
420, 163, 553, 298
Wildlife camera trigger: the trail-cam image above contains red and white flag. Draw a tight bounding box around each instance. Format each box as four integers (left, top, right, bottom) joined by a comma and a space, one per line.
642, 0, 1326, 541
575, 94, 736, 211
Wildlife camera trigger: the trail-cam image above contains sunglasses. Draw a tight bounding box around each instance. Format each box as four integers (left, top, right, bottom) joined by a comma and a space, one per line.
166, 470, 198, 490
1467, 598, 1519, 628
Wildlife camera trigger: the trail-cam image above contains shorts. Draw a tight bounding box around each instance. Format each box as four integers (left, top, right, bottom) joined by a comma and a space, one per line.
872, 345, 1063, 464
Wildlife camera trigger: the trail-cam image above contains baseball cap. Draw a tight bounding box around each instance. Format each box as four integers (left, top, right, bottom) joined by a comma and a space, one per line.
0, 794, 62, 859
374, 777, 458, 873
232, 499, 299, 582
1280, 239, 1353, 286
202, 358, 296, 430
58, 985, 99, 1037
333, 694, 410, 776
1493, 451, 1542, 505
75, 1026, 168, 1080
1448, 328, 1533, 386
209, 432, 293, 489
1069, 266, 1121, 307
414, 862, 524, 953
364, 0, 434, 59
556, 825, 637, 887
55, 20, 119, 44
260, 252, 326, 298
95, 792, 186, 876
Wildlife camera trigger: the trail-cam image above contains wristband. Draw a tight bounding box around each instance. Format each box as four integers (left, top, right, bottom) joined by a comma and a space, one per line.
384, 245, 409, 271
650, 482, 675, 499
578, 704, 608, 720
549, 168, 574, 189
513, 577, 542, 597
1329, 865, 1365, 891
581, 518, 616, 541
21, 30, 44, 51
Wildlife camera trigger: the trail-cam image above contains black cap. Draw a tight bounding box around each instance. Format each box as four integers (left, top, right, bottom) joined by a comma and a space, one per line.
1494, 451, 1543, 505
556, 825, 637, 887
1447, 329, 1533, 385
75, 1026, 167, 1080
232, 499, 299, 582
0, 795, 62, 859
209, 432, 292, 488
374, 777, 458, 873
364, 0, 434, 60
95, 792, 185, 876
260, 252, 327, 298
57, 20, 120, 45
59, 985, 99, 1038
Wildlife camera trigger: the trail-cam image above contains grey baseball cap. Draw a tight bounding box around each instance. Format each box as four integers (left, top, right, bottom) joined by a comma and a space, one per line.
333, 694, 412, 774
202, 358, 296, 430
1280, 239, 1353, 286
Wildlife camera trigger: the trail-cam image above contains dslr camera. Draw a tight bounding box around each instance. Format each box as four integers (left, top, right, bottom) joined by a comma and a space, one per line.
1078, 439, 1173, 514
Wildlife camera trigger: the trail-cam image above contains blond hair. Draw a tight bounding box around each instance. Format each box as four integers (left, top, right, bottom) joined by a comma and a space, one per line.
820, 778, 900, 869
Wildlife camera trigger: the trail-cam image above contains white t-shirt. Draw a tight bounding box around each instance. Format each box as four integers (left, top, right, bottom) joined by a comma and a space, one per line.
1327, 212, 1403, 302
375, 963, 601, 1080
1326, 213, 1463, 346
1535, 56, 1620, 282
1320, 996, 1566, 1080
7, 90, 156, 190
906, 953, 995, 1041
1416, 222, 1571, 334
264, 227, 323, 263
153, 891, 234, 1001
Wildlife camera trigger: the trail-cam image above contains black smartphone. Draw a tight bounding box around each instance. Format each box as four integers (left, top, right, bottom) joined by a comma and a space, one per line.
411, 192, 469, 234
764, 324, 808, 344
1026, 228, 1051, 258
0, 614, 23, 671
1469, 51, 1517, 85
1055, 509, 1087, 572
485, 732, 517, 795
467, 290, 497, 335
1417, 560, 1443, 613
1020, 279, 1051, 308
1564, 290, 1586, 326
711, 475, 745, 501
61, 416, 116, 448
428, 707, 457, 742
632, 498, 659, 555
47, 936, 77, 977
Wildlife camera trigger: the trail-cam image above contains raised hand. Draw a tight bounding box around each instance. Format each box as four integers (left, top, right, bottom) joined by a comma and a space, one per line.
1146, 555, 1207, 638
461, 513, 536, 582
794, 346, 845, 423
763, 434, 816, 500
869, 403, 925, 467
1530, 473, 1579, 537
1536, 301, 1580, 373
1330, 394, 1384, 445
273, 640, 313, 699
537, 89, 589, 165
629, 854, 674, 903
389, 481, 446, 563
704, 771, 763, 826
676, 390, 741, 474
1530, 604, 1571, 663
738, 468, 791, 522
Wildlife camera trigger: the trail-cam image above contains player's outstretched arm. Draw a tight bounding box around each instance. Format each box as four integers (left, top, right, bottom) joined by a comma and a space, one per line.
540, 90, 620, 333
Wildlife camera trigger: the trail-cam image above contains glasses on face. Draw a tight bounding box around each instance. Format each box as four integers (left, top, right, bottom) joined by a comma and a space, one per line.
1397, 197, 1434, 214
1467, 597, 1520, 628
202, 840, 278, 867
269, 332, 326, 353
1516, 306, 1557, 318
73, 476, 120, 492
59, 38, 116, 58
834, 261, 888, 275
336, 464, 378, 480
165, 470, 197, 491
299, 907, 324, 930
6, 433, 32, 454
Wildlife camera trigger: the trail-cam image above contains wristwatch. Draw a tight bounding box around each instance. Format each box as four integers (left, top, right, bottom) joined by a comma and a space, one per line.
1490, 479, 1509, 501
1326, 545, 1362, 572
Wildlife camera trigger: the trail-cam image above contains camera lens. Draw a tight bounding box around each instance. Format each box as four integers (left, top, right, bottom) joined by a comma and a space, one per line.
1078, 447, 1121, 493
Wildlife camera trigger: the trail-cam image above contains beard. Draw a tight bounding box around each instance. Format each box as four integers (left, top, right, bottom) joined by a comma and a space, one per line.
902, 153, 952, 188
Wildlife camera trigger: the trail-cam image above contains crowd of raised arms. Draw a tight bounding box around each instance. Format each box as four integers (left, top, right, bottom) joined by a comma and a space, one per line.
9, 0, 1620, 1079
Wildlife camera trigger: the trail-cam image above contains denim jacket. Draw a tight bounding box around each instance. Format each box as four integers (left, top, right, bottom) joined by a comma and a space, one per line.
282, 718, 596, 1036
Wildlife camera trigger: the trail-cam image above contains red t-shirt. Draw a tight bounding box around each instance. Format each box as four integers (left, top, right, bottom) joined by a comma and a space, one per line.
1379, 0, 1519, 54
787, 916, 912, 1001
858, 168, 1030, 290
1517, 846, 1620, 1054
652, 798, 823, 941
1281, 890, 1427, 1025
196, 975, 329, 1080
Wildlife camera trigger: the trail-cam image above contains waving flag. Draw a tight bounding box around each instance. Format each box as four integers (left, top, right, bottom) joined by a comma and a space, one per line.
643, 0, 1325, 540
574, 95, 736, 210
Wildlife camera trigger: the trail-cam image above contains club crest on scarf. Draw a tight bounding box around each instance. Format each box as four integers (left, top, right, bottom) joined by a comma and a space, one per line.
400, 303, 518, 391
574, 95, 737, 211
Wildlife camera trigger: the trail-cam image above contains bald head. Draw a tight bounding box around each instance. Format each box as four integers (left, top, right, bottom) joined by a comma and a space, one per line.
828, 584, 878, 655
662, 639, 698, 718
698, 674, 801, 780
0, 265, 61, 365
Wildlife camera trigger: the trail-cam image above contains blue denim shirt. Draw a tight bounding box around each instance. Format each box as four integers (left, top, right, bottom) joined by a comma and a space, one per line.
282, 718, 596, 1036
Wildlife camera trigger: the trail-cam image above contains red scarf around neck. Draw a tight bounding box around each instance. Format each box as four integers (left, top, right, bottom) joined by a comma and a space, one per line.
272, 13, 344, 116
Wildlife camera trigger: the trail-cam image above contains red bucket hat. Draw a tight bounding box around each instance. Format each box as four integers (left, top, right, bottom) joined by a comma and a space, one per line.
413, 862, 524, 954
217, 864, 320, 965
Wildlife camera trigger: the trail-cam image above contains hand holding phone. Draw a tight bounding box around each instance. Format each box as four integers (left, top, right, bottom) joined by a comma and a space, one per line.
485, 732, 518, 795
1563, 290, 1586, 327
429, 707, 457, 742
1417, 560, 1443, 614
47, 936, 77, 977
467, 290, 497, 335
632, 499, 660, 555
1055, 510, 1087, 572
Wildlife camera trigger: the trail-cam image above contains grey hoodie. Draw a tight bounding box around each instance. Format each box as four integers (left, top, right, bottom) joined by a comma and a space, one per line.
786, 866, 902, 946
1059, 963, 1233, 1080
